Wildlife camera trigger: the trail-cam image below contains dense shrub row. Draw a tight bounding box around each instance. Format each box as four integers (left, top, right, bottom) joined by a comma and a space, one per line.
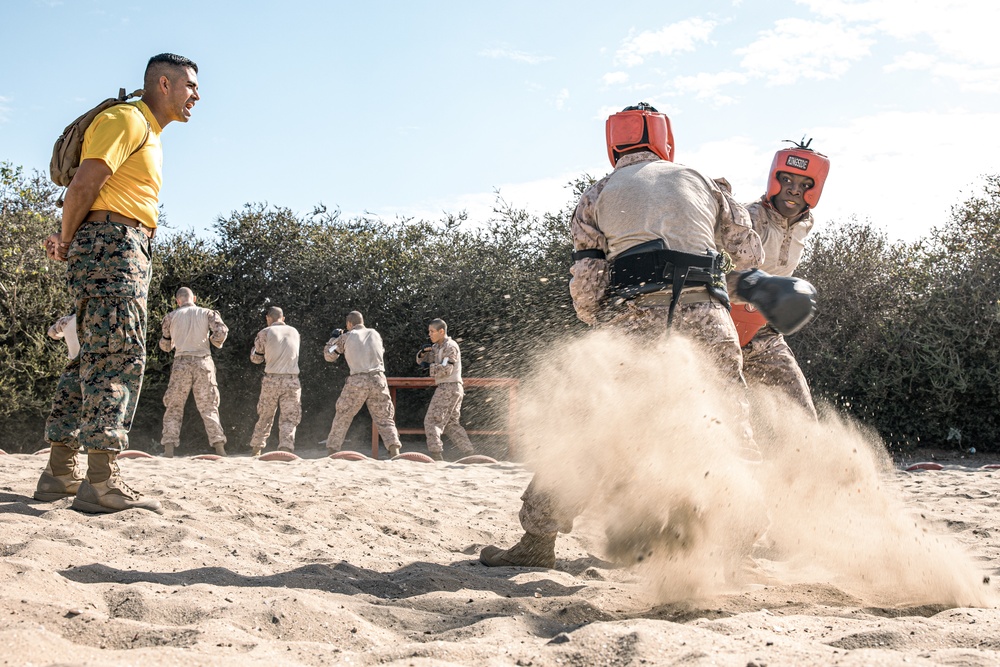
2, 161, 997, 455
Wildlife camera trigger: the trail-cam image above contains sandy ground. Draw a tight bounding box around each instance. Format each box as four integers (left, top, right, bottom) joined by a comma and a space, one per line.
0, 450, 999, 667
4, 332, 998, 666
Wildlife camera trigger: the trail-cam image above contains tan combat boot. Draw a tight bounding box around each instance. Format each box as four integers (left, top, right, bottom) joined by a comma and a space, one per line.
388, 445, 400, 458
429, 450, 444, 461
480, 532, 557, 568
163, 443, 175, 458
71, 450, 163, 514
213, 441, 227, 456
34, 443, 84, 501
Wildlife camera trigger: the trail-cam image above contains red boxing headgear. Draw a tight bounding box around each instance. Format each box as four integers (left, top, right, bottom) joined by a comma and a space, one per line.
766, 138, 830, 209
606, 103, 674, 166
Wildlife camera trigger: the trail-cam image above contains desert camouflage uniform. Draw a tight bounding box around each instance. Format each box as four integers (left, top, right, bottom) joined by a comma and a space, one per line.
421, 337, 474, 455
737, 198, 817, 417
520, 151, 763, 536
323, 330, 401, 452
250, 323, 301, 451
44, 315, 82, 450
51, 220, 152, 452
250, 375, 301, 451
159, 305, 229, 450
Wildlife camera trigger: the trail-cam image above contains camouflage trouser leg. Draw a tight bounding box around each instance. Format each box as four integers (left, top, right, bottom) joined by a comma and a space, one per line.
519, 303, 755, 535
326, 375, 369, 451
45, 358, 82, 449
365, 373, 401, 450
607, 301, 756, 454
251, 375, 301, 451
66, 221, 151, 453
424, 382, 473, 453
189, 357, 225, 445
276, 379, 302, 451
162, 356, 226, 449
743, 327, 817, 418
77, 296, 147, 452
519, 476, 580, 536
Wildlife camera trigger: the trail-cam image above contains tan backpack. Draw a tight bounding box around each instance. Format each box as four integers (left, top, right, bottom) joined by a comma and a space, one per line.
50, 87, 148, 205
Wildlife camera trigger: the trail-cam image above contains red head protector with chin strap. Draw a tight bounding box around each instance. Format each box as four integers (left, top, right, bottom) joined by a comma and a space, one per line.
606, 103, 674, 166
766, 138, 831, 209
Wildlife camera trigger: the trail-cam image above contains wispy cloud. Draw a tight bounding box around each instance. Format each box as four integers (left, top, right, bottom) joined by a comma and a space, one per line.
672, 71, 747, 105
614, 17, 717, 67
737, 18, 874, 85
884, 50, 937, 73
478, 48, 553, 65
553, 88, 570, 111
811, 110, 1000, 238
363, 170, 600, 225
798, 0, 1000, 90
884, 51, 1000, 94
602, 71, 629, 86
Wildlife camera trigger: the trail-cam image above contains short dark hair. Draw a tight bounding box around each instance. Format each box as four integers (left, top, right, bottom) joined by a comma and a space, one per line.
266, 306, 284, 321
144, 53, 198, 89
346, 311, 364, 326
428, 318, 447, 333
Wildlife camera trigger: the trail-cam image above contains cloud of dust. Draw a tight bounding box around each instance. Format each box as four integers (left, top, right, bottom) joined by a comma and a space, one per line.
515, 329, 994, 608
750, 389, 994, 608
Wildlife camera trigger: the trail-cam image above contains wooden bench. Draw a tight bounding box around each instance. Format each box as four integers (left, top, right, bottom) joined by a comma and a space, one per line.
371, 377, 519, 459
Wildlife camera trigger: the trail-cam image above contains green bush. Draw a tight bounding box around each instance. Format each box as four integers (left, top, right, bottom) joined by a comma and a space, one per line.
3, 158, 998, 456
791, 175, 1000, 453
0, 163, 72, 447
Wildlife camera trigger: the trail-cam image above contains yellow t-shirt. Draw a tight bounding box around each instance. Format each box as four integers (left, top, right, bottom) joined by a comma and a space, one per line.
81, 100, 163, 229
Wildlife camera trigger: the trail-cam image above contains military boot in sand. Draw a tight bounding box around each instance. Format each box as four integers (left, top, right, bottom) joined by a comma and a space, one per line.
163, 443, 175, 458
213, 441, 227, 456
480, 532, 557, 568
388, 445, 400, 458
429, 450, 444, 461
71, 450, 163, 515
33, 443, 84, 501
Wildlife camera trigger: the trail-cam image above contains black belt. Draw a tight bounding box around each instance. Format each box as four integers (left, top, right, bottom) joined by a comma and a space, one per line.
609, 240, 730, 327
571, 248, 606, 261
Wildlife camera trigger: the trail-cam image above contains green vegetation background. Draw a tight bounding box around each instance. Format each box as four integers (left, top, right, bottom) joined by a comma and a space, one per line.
2, 162, 997, 457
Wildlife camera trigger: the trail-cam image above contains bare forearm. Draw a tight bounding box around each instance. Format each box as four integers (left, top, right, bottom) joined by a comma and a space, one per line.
61, 159, 113, 242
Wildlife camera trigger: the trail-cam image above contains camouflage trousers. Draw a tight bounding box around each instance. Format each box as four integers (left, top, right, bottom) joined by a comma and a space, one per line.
161, 355, 226, 449
424, 382, 474, 454
250, 374, 301, 451
45, 358, 82, 449
56, 220, 151, 452
743, 326, 817, 418
519, 300, 754, 536
326, 372, 401, 451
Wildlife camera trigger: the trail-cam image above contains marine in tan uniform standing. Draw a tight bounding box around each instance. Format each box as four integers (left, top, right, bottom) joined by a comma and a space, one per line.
158, 287, 229, 456
416, 318, 474, 462
729, 140, 831, 418
323, 311, 402, 458
249, 306, 301, 455
481, 103, 814, 569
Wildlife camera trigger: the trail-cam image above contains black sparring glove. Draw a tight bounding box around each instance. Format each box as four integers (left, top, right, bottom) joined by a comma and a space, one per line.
330, 328, 344, 339
735, 269, 817, 335
416, 343, 433, 369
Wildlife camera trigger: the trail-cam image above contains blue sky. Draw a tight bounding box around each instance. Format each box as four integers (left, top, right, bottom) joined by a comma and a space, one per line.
2, 0, 999, 241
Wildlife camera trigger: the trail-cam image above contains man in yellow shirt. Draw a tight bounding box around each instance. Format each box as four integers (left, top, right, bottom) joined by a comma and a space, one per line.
38, 53, 200, 514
